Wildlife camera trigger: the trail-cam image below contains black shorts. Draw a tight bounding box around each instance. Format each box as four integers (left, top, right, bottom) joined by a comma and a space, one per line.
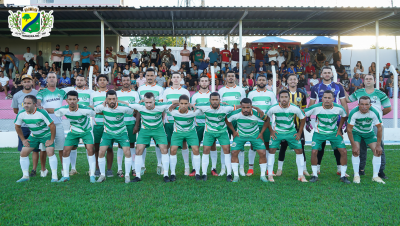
54, 62, 61, 70
63, 63, 71, 71
82, 63, 90, 70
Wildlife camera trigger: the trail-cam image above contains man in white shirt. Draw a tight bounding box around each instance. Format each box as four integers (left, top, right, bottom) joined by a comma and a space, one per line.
131, 48, 141, 66
242, 42, 253, 68
104, 62, 112, 81
23, 47, 35, 66
180, 43, 191, 73
169, 61, 180, 74
268, 45, 278, 62
117, 45, 127, 70
72, 44, 81, 63
0, 71, 10, 97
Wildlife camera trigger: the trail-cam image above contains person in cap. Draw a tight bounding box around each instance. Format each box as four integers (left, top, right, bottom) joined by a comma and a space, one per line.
382, 63, 393, 79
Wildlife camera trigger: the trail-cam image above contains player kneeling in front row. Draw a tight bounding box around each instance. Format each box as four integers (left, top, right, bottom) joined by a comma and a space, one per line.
305, 90, 350, 184
15, 95, 58, 182
260, 90, 308, 183
55, 91, 97, 183
227, 98, 268, 182
94, 90, 134, 183
347, 96, 385, 184
168, 95, 202, 181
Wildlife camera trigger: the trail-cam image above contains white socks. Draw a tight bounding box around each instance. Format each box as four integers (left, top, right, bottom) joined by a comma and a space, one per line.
98, 157, 106, 176
49, 155, 58, 179
142, 148, 147, 168
337, 165, 341, 172
162, 154, 169, 177
124, 157, 132, 179
277, 161, 284, 170
182, 149, 189, 168
352, 155, 360, 177
130, 148, 136, 171
220, 150, 225, 170
170, 155, 177, 175
260, 163, 267, 176
248, 149, 256, 166
62, 156, 70, 178
267, 153, 275, 176
341, 165, 347, 178
232, 163, 239, 177
20, 156, 29, 178
202, 154, 209, 175
135, 155, 143, 178
155, 147, 161, 167
303, 161, 307, 171
70, 149, 77, 170
193, 155, 200, 176
372, 156, 381, 178
88, 155, 96, 177
312, 165, 318, 177
117, 148, 123, 171
224, 153, 232, 176
238, 152, 244, 169
210, 150, 217, 169
296, 154, 304, 176
317, 164, 321, 172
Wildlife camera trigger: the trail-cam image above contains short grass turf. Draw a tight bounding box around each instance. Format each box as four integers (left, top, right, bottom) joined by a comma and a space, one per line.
1, 145, 399, 225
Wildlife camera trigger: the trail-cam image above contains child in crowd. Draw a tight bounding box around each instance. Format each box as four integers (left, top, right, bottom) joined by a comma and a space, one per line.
130, 73, 137, 90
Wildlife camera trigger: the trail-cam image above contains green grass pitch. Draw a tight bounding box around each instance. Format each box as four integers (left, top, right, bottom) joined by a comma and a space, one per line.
1, 145, 399, 225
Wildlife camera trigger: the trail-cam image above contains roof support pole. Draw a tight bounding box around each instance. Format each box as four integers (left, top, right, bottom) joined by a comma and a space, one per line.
391, 65, 398, 128
101, 20, 105, 74
272, 66, 277, 95
228, 34, 230, 50
375, 21, 379, 88
239, 20, 243, 87
338, 35, 341, 50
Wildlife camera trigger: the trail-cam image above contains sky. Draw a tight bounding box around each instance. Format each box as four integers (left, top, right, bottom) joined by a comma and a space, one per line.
5, 0, 400, 49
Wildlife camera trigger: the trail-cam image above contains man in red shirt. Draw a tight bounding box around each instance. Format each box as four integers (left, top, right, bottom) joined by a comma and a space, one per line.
113, 72, 122, 90
254, 43, 265, 70
231, 43, 240, 69
304, 61, 315, 80
220, 44, 231, 67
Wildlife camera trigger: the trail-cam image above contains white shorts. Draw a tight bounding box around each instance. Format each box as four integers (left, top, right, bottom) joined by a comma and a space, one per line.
41, 123, 65, 151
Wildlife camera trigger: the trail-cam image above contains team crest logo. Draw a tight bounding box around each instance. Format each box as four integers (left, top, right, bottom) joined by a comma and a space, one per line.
128, 99, 135, 104
269, 140, 273, 145
265, 100, 270, 105
311, 141, 316, 146
36, 121, 44, 127
81, 97, 88, 101
217, 115, 224, 120
57, 94, 61, 98
341, 140, 344, 144
250, 122, 257, 127
116, 115, 123, 121
155, 114, 162, 119
187, 119, 193, 124
331, 88, 336, 92
77, 118, 84, 123
296, 97, 301, 102
235, 94, 240, 99
372, 96, 378, 100
298, 140, 301, 144
8, 6, 54, 40
231, 142, 237, 147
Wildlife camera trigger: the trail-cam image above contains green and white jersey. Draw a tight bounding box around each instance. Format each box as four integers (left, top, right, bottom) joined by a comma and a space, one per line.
196, 102, 235, 133
94, 103, 133, 135
227, 109, 262, 136
247, 89, 277, 125
36, 88, 66, 124
218, 85, 246, 106
90, 89, 108, 125
55, 104, 95, 134
190, 90, 211, 126
137, 84, 164, 101
267, 103, 305, 134
348, 88, 391, 119
304, 102, 347, 134
128, 102, 171, 129
14, 108, 54, 138
63, 87, 94, 106
348, 106, 382, 133
116, 89, 140, 125
169, 108, 203, 132
162, 87, 190, 123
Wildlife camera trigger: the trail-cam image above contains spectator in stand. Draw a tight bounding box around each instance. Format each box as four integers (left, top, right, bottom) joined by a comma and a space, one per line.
221, 63, 231, 80
194, 44, 205, 69
179, 68, 186, 78
130, 62, 139, 76
36, 50, 43, 69
332, 46, 341, 63
266, 77, 273, 91
242, 80, 250, 94
131, 48, 141, 67
130, 73, 137, 90
72, 44, 80, 66
73, 61, 82, 76
220, 44, 231, 67
246, 73, 255, 91
334, 60, 345, 80
21, 62, 29, 75
277, 51, 286, 68
89, 60, 99, 75
117, 45, 127, 70
231, 43, 240, 69
11, 73, 22, 96
160, 45, 170, 67
300, 48, 310, 65
324, 60, 330, 67
268, 44, 278, 63
266, 60, 278, 76
104, 61, 112, 82
295, 60, 304, 78
285, 46, 296, 66
50, 63, 61, 80
385, 74, 393, 98
39, 73, 47, 89
150, 43, 160, 66
42, 62, 50, 75
233, 62, 240, 84
298, 73, 307, 94
59, 73, 71, 88
123, 64, 130, 76
185, 73, 198, 91
141, 49, 150, 66
354, 61, 364, 78
287, 63, 296, 75
256, 61, 267, 79
242, 42, 253, 68
309, 72, 319, 87
51, 44, 62, 72
382, 63, 393, 79
211, 61, 221, 84
81, 46, 91, 77
168, 49, 175, 68
279, 61, 288, 79
281, 76, 288, 90
148, 62, 158, 73
169, 61, 180, 74
369, 62, 376, 75
136, 72, 146, 88
198, 57, 210, 78
379, 76, 385, 92
341, 72, 351, 94
305, 61, 315, 81
216, 48, 222, 67
190, 65, 199, 80
189, 46, 196, 66
208, 47, 219, 67
93, 45, 102, 68
314, 48, 326, 74
23, 47, 35, 67
70, 71, 78, 86
140, 62, 147, 74
276, 73, 282, 93
351, 73, 363, 93
180, 43, 191, 73
113, 72, 122, 90
155, 71, 166, 88
243, 61, 255, 80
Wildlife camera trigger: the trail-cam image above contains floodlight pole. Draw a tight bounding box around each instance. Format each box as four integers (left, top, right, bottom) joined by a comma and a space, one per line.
375, 21, 379, 88
391, 65, 398, 128
101, 20, 105, 74
239, 20, 243, 87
